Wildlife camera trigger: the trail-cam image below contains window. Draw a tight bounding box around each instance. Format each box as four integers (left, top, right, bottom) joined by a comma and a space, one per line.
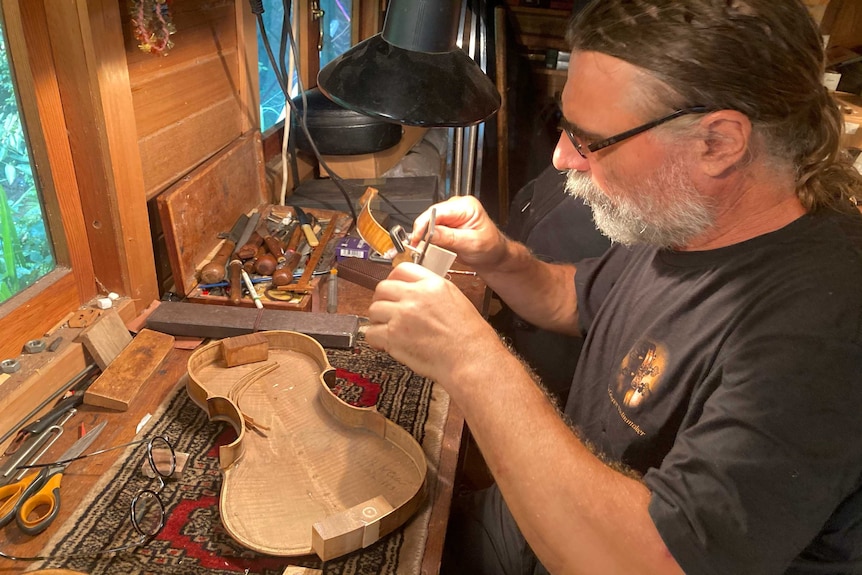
257, 0, 353, 132
0, 19, 54, 303
0, 0, 103, 360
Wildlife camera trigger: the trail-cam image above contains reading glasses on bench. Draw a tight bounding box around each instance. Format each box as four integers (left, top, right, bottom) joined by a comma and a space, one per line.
0, 435, 176, 562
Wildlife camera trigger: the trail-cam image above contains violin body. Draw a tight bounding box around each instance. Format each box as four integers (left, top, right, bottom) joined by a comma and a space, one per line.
186, 331, 427, 560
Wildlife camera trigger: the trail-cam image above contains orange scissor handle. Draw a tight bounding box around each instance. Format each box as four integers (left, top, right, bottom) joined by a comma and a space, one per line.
17, 470, 62, 535
0, 470, 42, 527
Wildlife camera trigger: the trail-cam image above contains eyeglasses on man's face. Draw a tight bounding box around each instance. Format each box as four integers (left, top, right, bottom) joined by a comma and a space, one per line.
562, 106, 709, 159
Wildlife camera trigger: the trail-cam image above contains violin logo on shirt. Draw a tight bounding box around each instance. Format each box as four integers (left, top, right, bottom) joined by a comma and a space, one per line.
608, 340, 668, 436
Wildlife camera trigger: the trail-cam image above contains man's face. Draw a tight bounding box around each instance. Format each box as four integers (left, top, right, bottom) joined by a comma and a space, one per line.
555, 51, 715, 249
564, 153, 714, 248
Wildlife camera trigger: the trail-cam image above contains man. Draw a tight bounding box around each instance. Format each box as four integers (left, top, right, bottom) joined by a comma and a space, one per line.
365, 1, 862, 573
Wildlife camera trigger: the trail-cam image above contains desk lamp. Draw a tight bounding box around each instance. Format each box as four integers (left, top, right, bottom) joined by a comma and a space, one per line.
317, 0, 500, 128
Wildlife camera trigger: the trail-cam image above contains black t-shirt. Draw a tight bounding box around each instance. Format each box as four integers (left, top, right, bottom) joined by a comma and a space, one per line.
570, 208, 862, 574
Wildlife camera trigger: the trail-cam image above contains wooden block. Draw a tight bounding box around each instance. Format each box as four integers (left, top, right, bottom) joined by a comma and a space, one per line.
145, 301, 359, 349
312, 496, 394, 561
125, 299, 161, 333
282, 568, 322, 575
76, 309, 132, 369
222, 333, 269, 367
83, 329, 175, 411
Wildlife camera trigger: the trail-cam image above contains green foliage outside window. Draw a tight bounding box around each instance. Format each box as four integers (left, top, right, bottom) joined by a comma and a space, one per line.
0, 24, 55, 303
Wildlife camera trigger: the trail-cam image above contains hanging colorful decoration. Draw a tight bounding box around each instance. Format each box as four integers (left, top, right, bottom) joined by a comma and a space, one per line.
130, 0, 176, 56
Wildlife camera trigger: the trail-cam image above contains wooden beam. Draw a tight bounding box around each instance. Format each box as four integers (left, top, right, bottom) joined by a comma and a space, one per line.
44, 0, 158, 314
237, 0, 260, 133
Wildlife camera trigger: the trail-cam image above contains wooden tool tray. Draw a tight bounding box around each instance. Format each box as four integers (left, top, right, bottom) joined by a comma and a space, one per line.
157, 131, 351, 311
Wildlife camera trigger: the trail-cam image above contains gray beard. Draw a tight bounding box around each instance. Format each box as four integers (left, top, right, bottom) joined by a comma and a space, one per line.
564, 161, 715, 249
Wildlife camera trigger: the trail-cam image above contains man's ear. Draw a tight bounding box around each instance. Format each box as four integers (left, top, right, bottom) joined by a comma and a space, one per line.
696, 110, 752, 177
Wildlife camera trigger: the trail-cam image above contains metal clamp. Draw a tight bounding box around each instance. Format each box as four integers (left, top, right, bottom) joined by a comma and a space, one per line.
24, 339, 46, 354
1, 359, 20, 374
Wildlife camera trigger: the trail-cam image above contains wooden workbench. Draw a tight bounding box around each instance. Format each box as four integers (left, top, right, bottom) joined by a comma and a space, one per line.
0, 268, 485, 575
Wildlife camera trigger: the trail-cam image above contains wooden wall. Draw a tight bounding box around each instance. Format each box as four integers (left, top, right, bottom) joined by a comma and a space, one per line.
122, 0, 256, 201
112, 0, 259, 294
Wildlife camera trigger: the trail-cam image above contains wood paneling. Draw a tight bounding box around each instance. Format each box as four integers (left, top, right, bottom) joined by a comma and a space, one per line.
122, 0, 254, 199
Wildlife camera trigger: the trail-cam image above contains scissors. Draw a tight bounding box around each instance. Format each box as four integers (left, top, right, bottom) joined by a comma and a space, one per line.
0, 419, 106, 535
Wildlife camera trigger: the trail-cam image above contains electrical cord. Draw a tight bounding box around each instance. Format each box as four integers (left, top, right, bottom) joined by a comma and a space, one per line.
254, 0, 359, 226
253, 0, 426, 232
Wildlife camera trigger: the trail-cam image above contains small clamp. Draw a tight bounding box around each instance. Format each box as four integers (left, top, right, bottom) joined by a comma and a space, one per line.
1, 358, 20, 373
389, 225, 408, 253
389, 225, 421, 256
24, 339, 46, 354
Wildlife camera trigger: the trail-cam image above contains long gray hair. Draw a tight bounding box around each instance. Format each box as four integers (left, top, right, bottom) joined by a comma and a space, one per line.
568, 0, 862, 211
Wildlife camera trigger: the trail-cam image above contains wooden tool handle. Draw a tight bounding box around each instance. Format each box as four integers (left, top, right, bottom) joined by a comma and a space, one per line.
301, 224, 319, 248
271, 251, 302, 286
200, 240, 236, 284
255, 253, 277, 276
228, 260, 243, 304
264, 235, 284, 258
237, 231, 264, 260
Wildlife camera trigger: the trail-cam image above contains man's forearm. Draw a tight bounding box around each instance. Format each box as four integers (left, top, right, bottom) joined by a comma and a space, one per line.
478, 237, 580, 335
445, 349, 684, 575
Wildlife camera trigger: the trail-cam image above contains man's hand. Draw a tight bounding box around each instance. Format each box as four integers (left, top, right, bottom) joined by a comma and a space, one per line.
365, 262, 502, 385
409, 196, 508, 273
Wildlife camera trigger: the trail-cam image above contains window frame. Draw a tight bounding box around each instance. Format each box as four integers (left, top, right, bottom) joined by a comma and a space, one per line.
0, 0, 159, 360
0, 0, 94, 360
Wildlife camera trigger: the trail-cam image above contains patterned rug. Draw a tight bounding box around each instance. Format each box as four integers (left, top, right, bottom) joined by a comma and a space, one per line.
29, 339, 449, 575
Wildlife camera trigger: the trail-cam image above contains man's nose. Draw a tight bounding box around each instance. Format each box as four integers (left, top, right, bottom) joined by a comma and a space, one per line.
553, 131, 590, 172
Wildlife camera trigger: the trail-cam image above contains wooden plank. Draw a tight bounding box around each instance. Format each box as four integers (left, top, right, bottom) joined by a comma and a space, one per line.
124, 0, 236, 81
131, 55, 241, 138
0, 272, 80, 361
45, 0, 158, 313
145, 301, 359, 349
83, 328, 175, 411
156, 131, 267, 297
75, 309, 132, 370
139, 97, 244, 199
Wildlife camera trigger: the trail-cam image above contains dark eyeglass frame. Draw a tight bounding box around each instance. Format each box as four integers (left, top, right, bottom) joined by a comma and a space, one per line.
563, 106, 709, 158
0, 435, 176, 562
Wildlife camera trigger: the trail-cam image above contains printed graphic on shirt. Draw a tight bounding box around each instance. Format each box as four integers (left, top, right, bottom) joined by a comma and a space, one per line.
608, 340, 667, 436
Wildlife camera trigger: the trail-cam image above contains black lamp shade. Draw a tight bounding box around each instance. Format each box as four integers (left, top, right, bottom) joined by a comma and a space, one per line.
317, 0, 501, 127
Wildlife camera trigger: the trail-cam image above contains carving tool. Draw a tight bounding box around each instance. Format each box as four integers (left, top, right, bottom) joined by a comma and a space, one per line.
228, 259, 243, 304
228, 213, 261, 305
272, 224, 305, 287
241, 269, 263, 309
417, 207, 437, 267
236, 230, 264, 260
234, 212, 261, 254
294, 206, 319, 248
200, 214, 249, 285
